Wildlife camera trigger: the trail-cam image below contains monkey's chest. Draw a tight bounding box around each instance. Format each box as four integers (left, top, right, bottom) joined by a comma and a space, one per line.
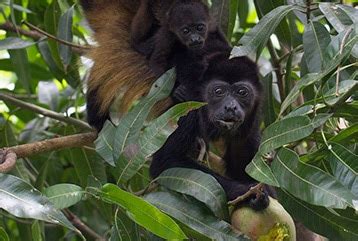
210, 138, 227, 157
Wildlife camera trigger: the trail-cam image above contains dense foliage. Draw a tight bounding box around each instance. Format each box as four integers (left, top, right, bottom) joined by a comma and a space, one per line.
0, 0, 357, 240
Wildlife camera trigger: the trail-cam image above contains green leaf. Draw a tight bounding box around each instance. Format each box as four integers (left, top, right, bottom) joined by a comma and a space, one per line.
322, 79, 358, 106
110, 209, 141, 241
155, 168, 229, 220
44, 0, 63, 69
95, 121, 116, 166
329, 123, 358, 143
58, 5, 74, 69
280, 32, 358, 115
227, 0, 239, 39
38, 41, 65, 81
8, 49, 32, 93
0, 227, 9, 241
0, 174, 78, 232
113, 69, 175, 161
31, 221, 43, 241
326, 142, 358, 196
0, 37, 35, 50
259, 114, 331, 154
303, 21, 331, 73
145, 191, 249, 241
272, 148, 357, 210
245, 153, 279, 187
68, 148, 107, 187
231, 5, 298, 57
44, 184, 84, 209
0, 59, 53, 80
262, 73, 276, 127
100, 184, 187, 240
278, 189, 358, 241
211, 0, 230, 36
116, 101, 204, 183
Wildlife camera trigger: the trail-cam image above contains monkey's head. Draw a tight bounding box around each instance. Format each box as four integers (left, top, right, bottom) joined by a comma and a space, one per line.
168, 0, 210, 49
200, 54, 262, 134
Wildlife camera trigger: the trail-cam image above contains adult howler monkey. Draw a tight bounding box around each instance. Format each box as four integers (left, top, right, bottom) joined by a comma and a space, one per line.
151, 53, 271, 210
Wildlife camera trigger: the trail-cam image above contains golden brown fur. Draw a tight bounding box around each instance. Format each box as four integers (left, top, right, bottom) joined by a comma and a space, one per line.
82, 0, 156, 115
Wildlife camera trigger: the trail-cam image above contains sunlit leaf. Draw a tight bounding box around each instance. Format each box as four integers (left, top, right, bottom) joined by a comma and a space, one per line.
58, 5, 74, 69
44, 184, 84, 209
100, 184, 187, 240
0, 174, 78, 233
0, 37, 35, 50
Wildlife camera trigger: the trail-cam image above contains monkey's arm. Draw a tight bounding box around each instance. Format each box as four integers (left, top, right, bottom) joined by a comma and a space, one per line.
149, 27, 176, 76
131, 0, 157, 56
150, 111, 268, 210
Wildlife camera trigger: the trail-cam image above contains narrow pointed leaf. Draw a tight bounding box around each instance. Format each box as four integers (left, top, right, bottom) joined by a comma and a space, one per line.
113, 69, 175, 161
155, 168, 229, 220
58, 5, 74, 68
116, 101, 205, 183
231, 5, 298, 57
44, 184, 84, 209
303, 21, 331, 73
326, 142, 358, 196
145, 191, 249, 241
0, 227, 9, 241
245, 152, 279, 187
0, 37, 35, 50
280, 33, 358, 115
0, 174, 78, 232
99, 184, 187, 240
259, 114, 331, 154
272, 148, 357, 210
278, 189, 358, 241
95, 121, 117, 166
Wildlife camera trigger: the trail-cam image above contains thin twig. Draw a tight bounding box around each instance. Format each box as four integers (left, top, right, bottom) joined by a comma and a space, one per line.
267, 40, 286, 103
134, 183, 159, 196
0, 21, 43, 39
22, 21, 91, 50
0, 93, 92, 131
64, 210, 106, 241
306, 0, 312, 22
335, 27, 354, 96
228, 183, 264, 206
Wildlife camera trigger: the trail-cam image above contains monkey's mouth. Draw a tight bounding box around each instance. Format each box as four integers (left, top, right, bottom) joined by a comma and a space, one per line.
216, 119, 243, 130
189, 42, 204, 49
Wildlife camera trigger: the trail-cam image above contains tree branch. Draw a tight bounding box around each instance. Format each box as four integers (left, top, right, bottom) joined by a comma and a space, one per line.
0, 93, 92, 131
0, 132, 97, 173
228, 183, 265, 206
64, 210, 106, 241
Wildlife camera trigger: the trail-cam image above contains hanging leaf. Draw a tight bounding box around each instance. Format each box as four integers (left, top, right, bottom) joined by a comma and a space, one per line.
44, 184, 84, 209
155, 168, 229, 220
0, 37, 35, 50
145, 191, 249, 241
58, 5, 74, 69
231, 5, 298, 57
113, 69, 175, 161
303, 21, 331, 73
272, 148, 357, 210
0, 174, 78, 233
99, 184, 187, 240
278, 189, 358, 241
95, 121, 117, 166
116, 101, 205, 183
326, 142, 358, 196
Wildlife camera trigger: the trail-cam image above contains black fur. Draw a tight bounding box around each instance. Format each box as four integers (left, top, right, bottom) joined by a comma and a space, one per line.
86, 88, 109, 131
150, 53, 271, 210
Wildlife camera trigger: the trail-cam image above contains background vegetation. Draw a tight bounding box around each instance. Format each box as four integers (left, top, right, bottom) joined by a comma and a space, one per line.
0, 0, 357, 240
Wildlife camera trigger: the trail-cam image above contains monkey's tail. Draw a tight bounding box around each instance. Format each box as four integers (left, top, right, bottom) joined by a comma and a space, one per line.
80, 0, 156, 129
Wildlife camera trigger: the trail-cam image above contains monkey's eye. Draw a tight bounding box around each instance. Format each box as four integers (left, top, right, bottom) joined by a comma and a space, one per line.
197, 24, 205, 32
213, 87, 225, 96
182, 28, 190, 35
236, 87, 249, 97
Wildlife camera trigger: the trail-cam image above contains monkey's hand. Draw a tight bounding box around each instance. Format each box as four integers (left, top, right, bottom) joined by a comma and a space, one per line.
228, 183, 270, 211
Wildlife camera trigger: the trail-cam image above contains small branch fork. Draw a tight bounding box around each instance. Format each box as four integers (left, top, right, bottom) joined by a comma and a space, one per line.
227, 183, 265, 206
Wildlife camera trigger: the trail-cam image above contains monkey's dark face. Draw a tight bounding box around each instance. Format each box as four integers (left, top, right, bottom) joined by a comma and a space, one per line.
204, 80, 256, 132
168, 3, 210, 49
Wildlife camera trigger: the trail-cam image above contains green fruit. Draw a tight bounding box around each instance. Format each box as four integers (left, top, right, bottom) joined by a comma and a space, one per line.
231, 197, 296, 241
